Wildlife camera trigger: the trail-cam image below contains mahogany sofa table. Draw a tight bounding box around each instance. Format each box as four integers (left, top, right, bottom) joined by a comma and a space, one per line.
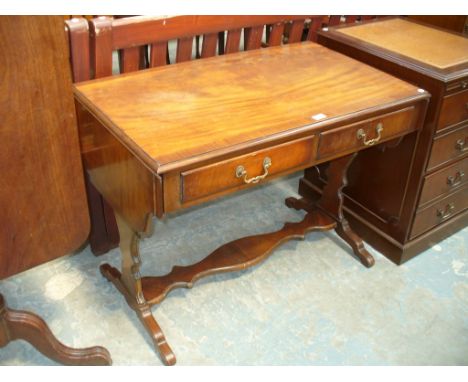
73, 42, 429, 365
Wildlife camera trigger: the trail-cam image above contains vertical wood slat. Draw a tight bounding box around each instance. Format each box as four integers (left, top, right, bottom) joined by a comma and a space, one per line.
328, 16, 342, 26
345, 15, 358, 24
288, 19, 305, 43
201, 32, 218, 58
225, 28, 241, 54
176, 36, 193, 63
150, 41, 168, 67
89, 16, 113, 78
119, 46, 140, 73
307, 17, 323, 42
65, 18, 91, 82
244, 25, 264, 50
268, 22, 285, 46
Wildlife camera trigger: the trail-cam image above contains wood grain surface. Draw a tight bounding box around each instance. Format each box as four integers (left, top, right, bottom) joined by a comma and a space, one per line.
427, 124, 468, 171
337, 18, 468, 69
419, 157, 468, 206
74, 42, 425, 174
66, 15, 322, 256
0, 16, 89, 279
411, 185, 468, 239
437, 89, 468, 131
180, 136, 317, 203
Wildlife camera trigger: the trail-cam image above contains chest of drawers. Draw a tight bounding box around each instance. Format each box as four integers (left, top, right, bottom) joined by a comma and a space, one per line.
302, 17, 468, 264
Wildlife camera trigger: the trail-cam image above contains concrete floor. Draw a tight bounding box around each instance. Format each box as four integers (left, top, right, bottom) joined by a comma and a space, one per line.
1, 175, 467, 365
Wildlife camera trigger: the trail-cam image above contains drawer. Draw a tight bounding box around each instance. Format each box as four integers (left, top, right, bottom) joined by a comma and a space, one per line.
317, 106, 416, 160
419, 157, 468, 206
427, 124, 468, 171
437, 89, 468, 131
446, 79, 468, 93
411, 186, 468, 239
181, 136, 317, 203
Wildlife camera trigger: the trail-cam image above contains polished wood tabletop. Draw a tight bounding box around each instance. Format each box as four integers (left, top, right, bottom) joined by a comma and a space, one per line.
74, 41, 424, 174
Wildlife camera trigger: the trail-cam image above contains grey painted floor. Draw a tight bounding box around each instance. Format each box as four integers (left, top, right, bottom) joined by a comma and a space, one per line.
1, 175, 467, 365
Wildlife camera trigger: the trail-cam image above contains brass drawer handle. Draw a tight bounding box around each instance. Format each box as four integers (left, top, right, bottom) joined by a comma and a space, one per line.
236, 157, 272, 184
357, 123, 383, 146
462, 81, 468, 89
455, 138, 467, 152
447, 170, 465, 187
436, 203, 455, 220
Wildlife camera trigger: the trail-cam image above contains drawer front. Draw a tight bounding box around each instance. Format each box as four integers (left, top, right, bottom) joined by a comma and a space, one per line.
427, 124, 468, 171
437, 89, 468, 131
181, 136, 317, 203
411, 186, 468, 239
446, 79, 468, 93
419, 157, 468, 206
317, 106, 416, 160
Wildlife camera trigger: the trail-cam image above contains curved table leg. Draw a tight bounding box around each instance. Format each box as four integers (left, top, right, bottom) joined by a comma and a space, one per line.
335, 220, 375, 268
286, 153, 375, 268
100, 212, 176, 366
0, 294, 112, 365
100, 264, 176, 366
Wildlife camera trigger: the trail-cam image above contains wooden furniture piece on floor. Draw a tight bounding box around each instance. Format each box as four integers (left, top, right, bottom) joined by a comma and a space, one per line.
65, 15, 322, 256
0, 16, 111, 365
74, 40, 429, 365
302, 17, 468, 264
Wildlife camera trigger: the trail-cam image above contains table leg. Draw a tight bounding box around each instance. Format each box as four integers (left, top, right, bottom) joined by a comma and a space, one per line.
99, 213, 176, 366
286, 153, 375, 268
101, 153, 373, 365
0, 294, 111, 365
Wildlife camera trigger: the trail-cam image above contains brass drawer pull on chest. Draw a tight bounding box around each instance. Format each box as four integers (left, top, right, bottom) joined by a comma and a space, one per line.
236, 157, 272, 184
447, 171, 465, 187
357, 123, 383, 146
455, 138, 467, 152
436, 203, 455, 220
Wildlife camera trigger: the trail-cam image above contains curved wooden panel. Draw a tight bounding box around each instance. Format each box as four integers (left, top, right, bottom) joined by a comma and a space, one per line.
0, 16, 89, 279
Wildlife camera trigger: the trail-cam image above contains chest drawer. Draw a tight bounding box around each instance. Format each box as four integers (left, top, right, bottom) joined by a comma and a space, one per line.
180, 136, 317, 204
419, 157, 468, 206
427, 124, 468, 171
437, 89, 468, 131
411, 186, 468, 239
317, 107, 416, 160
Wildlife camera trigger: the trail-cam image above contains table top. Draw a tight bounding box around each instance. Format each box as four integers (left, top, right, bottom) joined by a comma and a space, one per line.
336, 18, 468, 70
320, 17, 468, 81
74, 41, 425, 174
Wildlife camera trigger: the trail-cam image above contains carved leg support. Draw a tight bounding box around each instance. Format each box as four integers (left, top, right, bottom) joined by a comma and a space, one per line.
101, 205, 337, 365
287, 154, 375, 268
100, 213, 176, 366
100, 154, 373, 365
0, 294, 111, 365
